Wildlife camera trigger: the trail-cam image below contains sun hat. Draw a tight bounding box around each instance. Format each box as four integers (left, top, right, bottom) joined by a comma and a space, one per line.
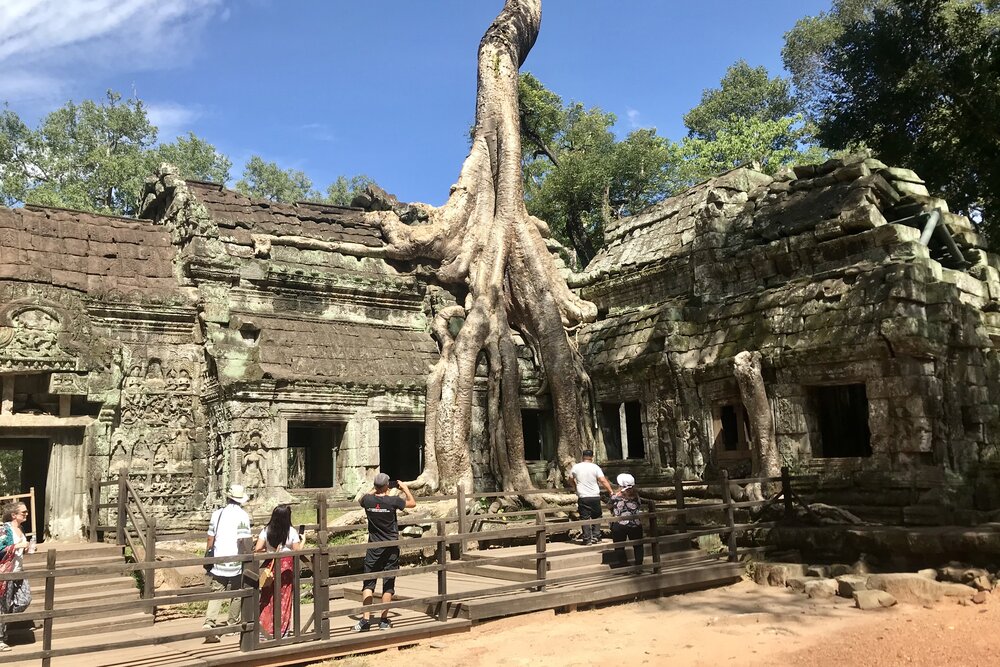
226, 483, 250, 505
616, 473, 636, 489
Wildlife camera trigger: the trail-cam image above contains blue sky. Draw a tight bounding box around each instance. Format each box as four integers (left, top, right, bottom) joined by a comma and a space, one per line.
1, 0, 830, 204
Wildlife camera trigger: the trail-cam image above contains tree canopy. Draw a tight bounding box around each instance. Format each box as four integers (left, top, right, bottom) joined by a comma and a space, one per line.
784, 0, 1000, 239
0, 90, 376, 215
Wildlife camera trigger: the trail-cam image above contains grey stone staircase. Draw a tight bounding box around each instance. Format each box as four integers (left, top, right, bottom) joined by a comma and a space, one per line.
14, 542, 153, 641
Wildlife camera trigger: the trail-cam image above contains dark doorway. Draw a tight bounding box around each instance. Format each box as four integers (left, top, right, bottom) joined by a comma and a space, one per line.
808, 384, 872, 457
600, 403, 623, 460
287, 422, 345, 488
623, 402, 646, 460
379, 423, 424, 481
0, 438, 49, 540
521, 409, 555, 461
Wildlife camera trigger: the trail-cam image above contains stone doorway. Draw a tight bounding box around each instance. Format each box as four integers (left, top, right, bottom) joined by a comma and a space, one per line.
378, 423, 424, 482
287, 422, 346, 489
0, 437, 49, 538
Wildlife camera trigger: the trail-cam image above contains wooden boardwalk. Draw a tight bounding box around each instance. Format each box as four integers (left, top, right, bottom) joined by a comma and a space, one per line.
1, 542, 741, 667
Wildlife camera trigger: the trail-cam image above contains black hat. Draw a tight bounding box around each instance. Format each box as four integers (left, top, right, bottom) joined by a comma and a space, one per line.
582, 449, 594, 458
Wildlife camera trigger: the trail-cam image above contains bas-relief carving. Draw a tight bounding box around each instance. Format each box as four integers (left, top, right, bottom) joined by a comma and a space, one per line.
227, 403, 278, 492
0, 302, 77, 371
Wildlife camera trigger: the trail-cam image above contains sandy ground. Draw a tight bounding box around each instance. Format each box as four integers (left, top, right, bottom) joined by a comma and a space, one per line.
313, 580, 1000, 667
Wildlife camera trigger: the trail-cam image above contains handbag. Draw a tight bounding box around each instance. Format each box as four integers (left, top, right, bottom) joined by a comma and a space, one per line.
203, 546, 214, 573
258, 560, 275, 590
10, 579, 31, 613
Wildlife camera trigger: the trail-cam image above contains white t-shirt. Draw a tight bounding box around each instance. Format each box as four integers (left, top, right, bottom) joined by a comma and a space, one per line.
570, 461, 606, 498
207, 503, 252, 577
258, 526, 301, 552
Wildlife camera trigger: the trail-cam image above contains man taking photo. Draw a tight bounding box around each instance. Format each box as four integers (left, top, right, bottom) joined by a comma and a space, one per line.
353, 473, 416, 632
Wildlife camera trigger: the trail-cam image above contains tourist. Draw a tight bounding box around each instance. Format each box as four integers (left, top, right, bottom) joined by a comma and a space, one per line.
568, 449, 613, 545
0, 502, 31, 652
353, 473, 416, 632
202, 483, 252, 643
255, 504, 303, 640
609, 473, 644, 568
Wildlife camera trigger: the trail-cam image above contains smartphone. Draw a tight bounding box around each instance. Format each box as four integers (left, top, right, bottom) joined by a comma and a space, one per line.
389, 480, 399, 489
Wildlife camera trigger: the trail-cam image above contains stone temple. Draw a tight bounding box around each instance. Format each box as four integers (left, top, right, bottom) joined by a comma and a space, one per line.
1, 154, 998, 538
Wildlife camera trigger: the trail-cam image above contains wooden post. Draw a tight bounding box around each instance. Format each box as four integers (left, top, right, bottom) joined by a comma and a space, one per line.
674, 470, 687, 535
41, 549, 56, 667
534, 510, 547, 592
648, 501, 661, 574
781, 465, 793, 519
270, 556, 281, 641
314, 495, 330, 639
116, 471, 127, 546
436, 519, 448, 622
456, 487, 467, 559
240, 557, 260, 653
143, 518, 156, 600
292, 554, 301, 638
28, 486, 37, 540
89, 478, 100, 542
720, 470, 738, 563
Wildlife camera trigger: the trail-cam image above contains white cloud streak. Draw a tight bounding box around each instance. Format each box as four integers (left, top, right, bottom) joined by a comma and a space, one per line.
626, 108, 641, 129
146, 102, 202, 140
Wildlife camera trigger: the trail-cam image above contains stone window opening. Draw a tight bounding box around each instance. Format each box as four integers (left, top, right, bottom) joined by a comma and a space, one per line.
599, 401, 646, 461
713, 403, 751, 461
807, 384, 873, 458
287, 421, 345, 489
378, 422, 424, 482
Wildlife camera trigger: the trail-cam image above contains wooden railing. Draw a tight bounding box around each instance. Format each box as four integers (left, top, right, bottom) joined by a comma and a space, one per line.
0, 487, 36, 540
88, 469, 157, 598
3, 468, 811, 666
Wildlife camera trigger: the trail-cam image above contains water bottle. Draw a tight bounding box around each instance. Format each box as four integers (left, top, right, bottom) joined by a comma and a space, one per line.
27, 535, 36, 554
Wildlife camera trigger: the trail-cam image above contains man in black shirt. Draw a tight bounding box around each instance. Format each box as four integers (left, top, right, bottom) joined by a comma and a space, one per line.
353, 472, 416, 631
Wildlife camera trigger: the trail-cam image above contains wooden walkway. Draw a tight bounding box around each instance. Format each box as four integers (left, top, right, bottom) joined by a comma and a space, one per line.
1, 542, 741, 667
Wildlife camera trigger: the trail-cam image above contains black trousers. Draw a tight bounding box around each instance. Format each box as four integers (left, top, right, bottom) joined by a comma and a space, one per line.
611, 523, 644, 566
578, 497, 603, 541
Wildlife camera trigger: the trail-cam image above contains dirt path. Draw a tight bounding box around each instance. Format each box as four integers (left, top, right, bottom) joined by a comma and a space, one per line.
312, 580, 999, 667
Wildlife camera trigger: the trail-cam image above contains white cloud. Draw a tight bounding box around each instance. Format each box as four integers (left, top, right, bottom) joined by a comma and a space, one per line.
626, 108, 641, 129
0, 0, 222, 108
146, 101, 202, 139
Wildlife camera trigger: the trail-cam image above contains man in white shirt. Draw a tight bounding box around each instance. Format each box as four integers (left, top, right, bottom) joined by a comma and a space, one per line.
203, 483, 252, 642
568, 449, 613, 545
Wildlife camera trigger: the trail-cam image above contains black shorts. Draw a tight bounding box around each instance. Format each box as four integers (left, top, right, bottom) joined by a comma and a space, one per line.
362, 546, 400, 595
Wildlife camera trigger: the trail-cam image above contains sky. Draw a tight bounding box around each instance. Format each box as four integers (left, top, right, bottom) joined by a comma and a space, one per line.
0, 0, 831, 205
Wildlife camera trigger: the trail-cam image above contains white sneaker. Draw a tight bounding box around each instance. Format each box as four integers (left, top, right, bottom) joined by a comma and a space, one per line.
0, 642, 10, 652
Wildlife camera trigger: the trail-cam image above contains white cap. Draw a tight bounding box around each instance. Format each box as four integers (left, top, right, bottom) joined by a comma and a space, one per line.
616, 473, 636, 489
226, 483, 250, 505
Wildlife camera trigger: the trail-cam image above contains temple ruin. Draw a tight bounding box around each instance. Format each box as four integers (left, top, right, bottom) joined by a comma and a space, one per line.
1, 154, 999, 538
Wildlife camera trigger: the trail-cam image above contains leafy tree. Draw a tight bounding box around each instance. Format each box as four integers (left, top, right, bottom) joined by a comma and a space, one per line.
0, 91, 232, 215
671, 61, 826, 186
153, 132, 232, 185
784, 0, 1000, 237
519, 73, 674, 265
234, 156, 318, 203
325, 174, 376, 206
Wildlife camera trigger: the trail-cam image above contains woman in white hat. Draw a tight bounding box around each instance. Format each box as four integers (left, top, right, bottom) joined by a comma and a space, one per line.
609, 473, 644, 568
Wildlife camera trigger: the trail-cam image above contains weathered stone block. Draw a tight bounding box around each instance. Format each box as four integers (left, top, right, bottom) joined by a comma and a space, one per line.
854, 589, 898, 610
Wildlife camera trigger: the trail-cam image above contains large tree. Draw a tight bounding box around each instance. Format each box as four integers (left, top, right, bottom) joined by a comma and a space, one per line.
326, 0, 597, 492
0, 91, 231, 215
784, 0, 1000, 237
519, 73, 674, 266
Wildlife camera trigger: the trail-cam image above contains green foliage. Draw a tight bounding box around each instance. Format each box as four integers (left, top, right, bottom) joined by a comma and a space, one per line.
0, 91, 231, 215
683, 60, 797, 141
235, 155, 318, 203
785, 0, 1000, 240
325, 174, 376, 206
0, 450, 21, 496
153, 132, 232, 184
519, 73, 674, 266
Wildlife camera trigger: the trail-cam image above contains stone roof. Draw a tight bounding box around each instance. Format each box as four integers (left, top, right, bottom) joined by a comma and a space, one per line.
0, 204, 184, 301
185, 181, 382, 248
251, 314, 437, 386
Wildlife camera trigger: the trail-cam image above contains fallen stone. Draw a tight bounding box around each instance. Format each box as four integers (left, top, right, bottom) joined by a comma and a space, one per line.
917, 568, 938, 580
753, 562, 809, 587
805, 579, 839, 599
806, 565, 831, 578
836, 574, 869, 599
972, 591, 988, 605
787, 576, 824, 593
830, 564, 853, 577
851, 558, 873, 575
854, 590, 897, 610
867, 573, 976, 605
937, 565, 993, 591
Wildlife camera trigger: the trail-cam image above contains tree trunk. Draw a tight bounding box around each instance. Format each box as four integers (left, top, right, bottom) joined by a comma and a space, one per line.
733, 350, 780, 500
368, 0, 598, 493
